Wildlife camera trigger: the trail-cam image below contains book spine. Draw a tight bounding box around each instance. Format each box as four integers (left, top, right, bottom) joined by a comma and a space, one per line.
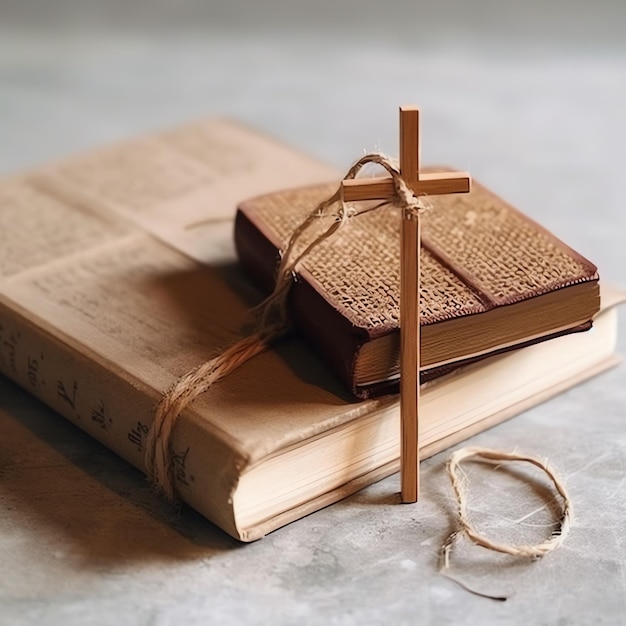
0, 298, 242, 539
234, 208, 371, 397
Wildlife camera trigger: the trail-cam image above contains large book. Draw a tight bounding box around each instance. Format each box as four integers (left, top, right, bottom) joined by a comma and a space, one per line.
235, 182, 601, 398
0, 118, 620, 541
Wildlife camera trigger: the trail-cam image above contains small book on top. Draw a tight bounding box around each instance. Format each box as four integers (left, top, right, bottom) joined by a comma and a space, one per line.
235, 176, 600, 398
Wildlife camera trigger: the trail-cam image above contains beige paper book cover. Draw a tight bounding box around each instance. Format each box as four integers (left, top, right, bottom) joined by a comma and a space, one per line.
0, 118, 620, 541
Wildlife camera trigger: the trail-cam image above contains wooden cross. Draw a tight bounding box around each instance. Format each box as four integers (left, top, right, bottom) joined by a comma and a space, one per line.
342, 106, 471, 503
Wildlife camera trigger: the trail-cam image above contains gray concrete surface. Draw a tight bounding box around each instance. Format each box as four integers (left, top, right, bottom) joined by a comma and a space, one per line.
1, 2, 625, 624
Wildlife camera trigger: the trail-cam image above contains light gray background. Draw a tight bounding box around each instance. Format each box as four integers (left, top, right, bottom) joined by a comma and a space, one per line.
1, 2, 625, 624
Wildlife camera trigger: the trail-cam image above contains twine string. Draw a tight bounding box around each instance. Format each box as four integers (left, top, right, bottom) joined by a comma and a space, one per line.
441, 447, 573, 601
145, 153, 427, 500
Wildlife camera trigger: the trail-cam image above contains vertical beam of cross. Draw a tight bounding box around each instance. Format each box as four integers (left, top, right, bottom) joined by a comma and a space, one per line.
342, 106, 471, 503
399, 107, 421, 503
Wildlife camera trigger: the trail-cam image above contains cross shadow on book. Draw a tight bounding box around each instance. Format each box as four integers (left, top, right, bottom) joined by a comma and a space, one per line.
0, 377, 244, 564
